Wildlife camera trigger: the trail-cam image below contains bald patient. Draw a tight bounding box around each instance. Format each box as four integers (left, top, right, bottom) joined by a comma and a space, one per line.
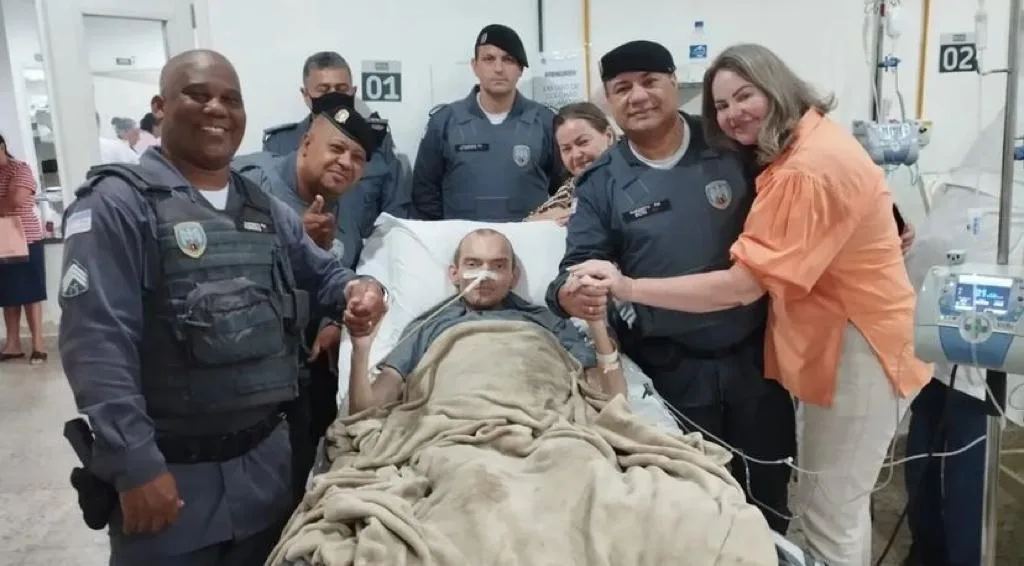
58, 49, 387, 565
346, 228, 626, 415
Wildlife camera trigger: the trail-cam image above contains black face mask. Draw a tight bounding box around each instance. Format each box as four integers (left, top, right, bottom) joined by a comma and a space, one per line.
310, 91, 356, 116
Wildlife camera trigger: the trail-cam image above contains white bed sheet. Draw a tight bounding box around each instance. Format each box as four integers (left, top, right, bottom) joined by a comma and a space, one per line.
334, 214, 679, 432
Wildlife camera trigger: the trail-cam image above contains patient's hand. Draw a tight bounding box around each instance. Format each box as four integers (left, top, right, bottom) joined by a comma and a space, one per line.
558, 273, 608, 322
344, 278, 387, 337
350, 322, 380, 352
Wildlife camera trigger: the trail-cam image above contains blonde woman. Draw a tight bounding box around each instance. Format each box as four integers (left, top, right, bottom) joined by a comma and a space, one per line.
569, 43, 931, 566
526, 102, 615, 225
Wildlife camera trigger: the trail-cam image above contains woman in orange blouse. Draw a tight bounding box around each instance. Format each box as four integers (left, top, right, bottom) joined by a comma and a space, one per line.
569, 44, 931, 566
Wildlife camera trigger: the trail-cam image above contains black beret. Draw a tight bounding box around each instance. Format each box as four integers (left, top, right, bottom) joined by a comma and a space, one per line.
475, 24, 528, 68
311, 91, 387, 159
599, 40, 676, 82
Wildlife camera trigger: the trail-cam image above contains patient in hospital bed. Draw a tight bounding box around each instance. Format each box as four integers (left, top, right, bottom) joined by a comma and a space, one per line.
264, 225, 781, 566
346, 227, 627, 414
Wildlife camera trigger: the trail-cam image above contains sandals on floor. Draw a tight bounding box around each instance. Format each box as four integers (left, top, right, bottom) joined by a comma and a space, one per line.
0, 353, 25, 361
29, 351, 47, 364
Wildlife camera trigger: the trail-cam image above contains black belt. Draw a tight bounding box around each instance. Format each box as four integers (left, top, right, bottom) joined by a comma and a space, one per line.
156, 412, 284, 464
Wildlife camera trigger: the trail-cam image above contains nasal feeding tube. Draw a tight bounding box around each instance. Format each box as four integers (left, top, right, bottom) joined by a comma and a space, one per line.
363, 269, 494, 381
461, 269, 498, 283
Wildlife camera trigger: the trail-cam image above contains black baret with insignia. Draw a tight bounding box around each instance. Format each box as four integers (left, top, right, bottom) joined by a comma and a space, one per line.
311, 91, 387, 158
474, 24, 529, 68
599, 40, 676, 82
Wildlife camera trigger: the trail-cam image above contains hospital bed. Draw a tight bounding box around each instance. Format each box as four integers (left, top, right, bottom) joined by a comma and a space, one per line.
283, 214, 827, 566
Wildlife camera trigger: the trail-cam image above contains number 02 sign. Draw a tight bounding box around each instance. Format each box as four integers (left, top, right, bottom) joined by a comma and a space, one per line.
361, 60, 402, 102
938, 33, 978, 74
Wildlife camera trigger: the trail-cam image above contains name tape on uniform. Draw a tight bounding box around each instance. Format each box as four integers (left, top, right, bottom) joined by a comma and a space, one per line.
622, 199, 672, 223
242, 220, 269, 233
455, 143, 489, 152
64, 209, 92, 239
60, 260, 89, 299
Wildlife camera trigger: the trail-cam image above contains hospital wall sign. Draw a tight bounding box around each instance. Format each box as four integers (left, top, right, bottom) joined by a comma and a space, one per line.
361, 60, 402, 102
938, 33, 978, 74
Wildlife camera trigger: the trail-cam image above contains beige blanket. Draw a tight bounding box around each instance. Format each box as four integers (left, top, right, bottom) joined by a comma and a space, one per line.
267, 320, 778, 566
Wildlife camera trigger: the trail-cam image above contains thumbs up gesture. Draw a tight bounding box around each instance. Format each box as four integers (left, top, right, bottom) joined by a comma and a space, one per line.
302, 195, 336, 250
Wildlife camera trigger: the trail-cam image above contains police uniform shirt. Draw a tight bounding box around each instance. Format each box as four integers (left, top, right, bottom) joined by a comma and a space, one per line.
411, 86, 563, 222
545, 112, 766, 351
233, 150, 366, 269
262, 115, 311, 156
381, 292, 596, 377
262, 115, 412, 227
57, 147, 364, 558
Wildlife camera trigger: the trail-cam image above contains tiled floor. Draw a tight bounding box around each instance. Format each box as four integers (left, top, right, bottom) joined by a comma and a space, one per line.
0, 354, 107, 566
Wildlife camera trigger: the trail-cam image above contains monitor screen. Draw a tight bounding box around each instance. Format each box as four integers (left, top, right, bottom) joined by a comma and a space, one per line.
954, 274, 1014, 315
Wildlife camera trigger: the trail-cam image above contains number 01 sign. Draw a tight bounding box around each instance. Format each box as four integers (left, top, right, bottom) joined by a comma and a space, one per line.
361, 60, 402, 102
938, 32, 978, 74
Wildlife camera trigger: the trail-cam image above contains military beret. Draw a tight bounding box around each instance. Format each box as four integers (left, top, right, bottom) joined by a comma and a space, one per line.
311, 91, 386, 158
599, 40, 676, 82
475, 24, 528, 68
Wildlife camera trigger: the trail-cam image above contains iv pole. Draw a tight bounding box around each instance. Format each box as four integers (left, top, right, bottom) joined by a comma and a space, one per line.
984, 0, 1021, 563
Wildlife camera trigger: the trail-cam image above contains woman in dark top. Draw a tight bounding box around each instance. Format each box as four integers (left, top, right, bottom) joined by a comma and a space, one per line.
526, 102, 616, 225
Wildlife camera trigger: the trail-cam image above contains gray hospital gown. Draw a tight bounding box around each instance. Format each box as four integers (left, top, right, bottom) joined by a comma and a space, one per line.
381, 293, 597, 377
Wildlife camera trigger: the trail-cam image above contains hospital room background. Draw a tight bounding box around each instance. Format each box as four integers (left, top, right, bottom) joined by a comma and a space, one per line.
1, 0, 1024, 562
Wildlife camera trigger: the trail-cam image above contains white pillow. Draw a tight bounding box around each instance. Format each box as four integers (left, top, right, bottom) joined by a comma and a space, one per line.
336, 214, 568, 396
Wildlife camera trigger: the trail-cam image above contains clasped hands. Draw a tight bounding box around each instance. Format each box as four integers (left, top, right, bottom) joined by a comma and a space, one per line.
342, 278, 387, 338
310, 278, 386, 367
557, 260, 632, 321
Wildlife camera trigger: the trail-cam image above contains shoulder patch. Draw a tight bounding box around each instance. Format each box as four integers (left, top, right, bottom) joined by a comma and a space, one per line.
60, 260, 90, 299
428, 103, 447, 117
64, 209, 92, 239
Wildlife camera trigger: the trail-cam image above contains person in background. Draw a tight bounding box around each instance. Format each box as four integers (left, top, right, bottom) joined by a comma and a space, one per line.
262, 51, 410, 237
545, 40, 795, 534
135, 111, 161, 153
0, 133, 47, 364
59, 49, 387, 565
525, 102, 616, 225
96, 113, 139, 165
412, 24, 563, 221
569, 43, 932, 565
234, 90, 388, 502
899, 215, 982, 566
111, 117, 141, 151
901, 370, 987, 566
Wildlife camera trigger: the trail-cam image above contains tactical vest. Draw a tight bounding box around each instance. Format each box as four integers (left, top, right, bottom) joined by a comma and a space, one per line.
84, 164, 307, 421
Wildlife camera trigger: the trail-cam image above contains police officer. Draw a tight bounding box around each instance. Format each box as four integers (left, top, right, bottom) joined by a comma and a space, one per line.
262, 51, 411, 228
545, 40, 794, 534
411, 24, 563, 221
58, 49, 388, 565
234, 90, 388, 501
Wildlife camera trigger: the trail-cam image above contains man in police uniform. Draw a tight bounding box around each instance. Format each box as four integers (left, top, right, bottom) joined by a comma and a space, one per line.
58, 49, 388, 565
234, 90, 388, 500
262, 51, 410, 233
545, 40, 794, 534
411, 24, 563, 221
